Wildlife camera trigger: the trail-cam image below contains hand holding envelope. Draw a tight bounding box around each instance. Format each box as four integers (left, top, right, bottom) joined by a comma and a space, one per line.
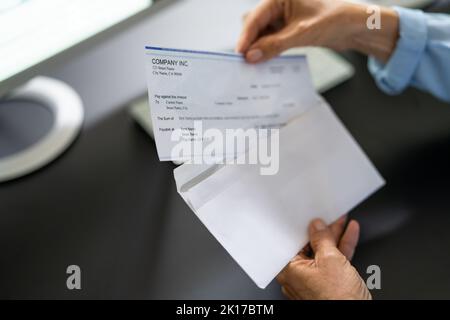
145, 46, 384, 288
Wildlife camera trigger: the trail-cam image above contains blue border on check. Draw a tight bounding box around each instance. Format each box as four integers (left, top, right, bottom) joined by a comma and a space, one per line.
145, 46, 304, 60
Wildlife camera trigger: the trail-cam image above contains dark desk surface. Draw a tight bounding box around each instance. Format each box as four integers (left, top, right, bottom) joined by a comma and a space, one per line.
2, 48, 450, 298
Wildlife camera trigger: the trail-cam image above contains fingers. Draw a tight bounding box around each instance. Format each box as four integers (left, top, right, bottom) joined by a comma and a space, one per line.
338, 220, 360, 261
244, 27, 297, 63
276, 256, 309, 285
308, 218, 338, 255
330, 214, 348, 242
329, 215, 360, 260
296, 215, 346, 259
236, 0, 282, 54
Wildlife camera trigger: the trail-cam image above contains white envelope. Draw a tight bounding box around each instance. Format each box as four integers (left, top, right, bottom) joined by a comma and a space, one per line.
174, 98, 385, 289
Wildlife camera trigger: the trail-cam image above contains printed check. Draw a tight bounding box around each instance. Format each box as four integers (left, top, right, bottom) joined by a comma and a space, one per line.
145, 46, 319, 161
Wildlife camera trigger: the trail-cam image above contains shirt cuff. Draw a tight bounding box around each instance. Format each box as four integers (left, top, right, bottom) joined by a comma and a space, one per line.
368, 7, 428, 95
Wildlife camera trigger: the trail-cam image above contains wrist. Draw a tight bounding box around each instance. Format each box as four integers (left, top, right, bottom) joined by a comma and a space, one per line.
343, 3, 399, 62
338, 3, 373, 50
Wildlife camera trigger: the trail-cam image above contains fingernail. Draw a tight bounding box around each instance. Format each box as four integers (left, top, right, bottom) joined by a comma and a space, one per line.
246, 49, 263, 62
235, 42, 243, 53
312, 219, 326, 231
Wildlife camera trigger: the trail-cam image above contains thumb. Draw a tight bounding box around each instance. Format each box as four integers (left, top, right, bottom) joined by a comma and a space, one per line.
244, 28, 296, 63
308, 219, 338, 255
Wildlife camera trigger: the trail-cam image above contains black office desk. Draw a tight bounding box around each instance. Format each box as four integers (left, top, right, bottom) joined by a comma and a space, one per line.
1, 50, 450, 299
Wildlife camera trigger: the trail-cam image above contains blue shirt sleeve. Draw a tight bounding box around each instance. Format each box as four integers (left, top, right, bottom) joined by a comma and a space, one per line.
368, 7, 450, 102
